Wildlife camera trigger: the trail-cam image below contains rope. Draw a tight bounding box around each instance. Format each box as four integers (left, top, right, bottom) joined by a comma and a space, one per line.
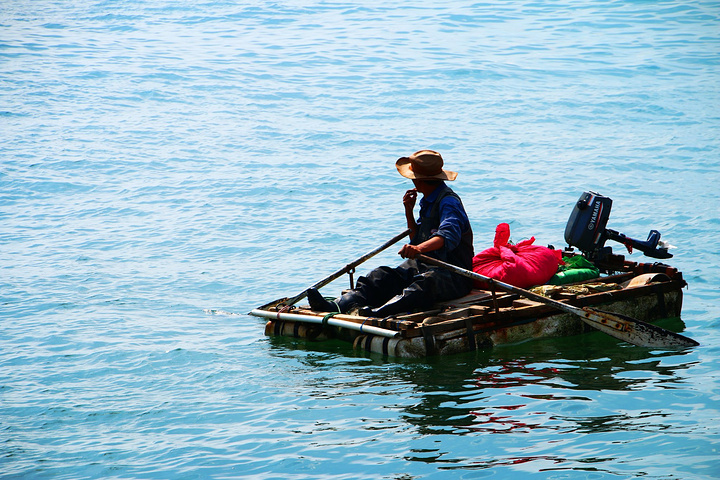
276, 304, 292, 321
322, 312, 337, 326
360, 317, 370, 333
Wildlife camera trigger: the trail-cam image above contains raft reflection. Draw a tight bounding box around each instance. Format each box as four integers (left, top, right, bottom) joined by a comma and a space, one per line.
266, 320, 700, 475
267, 317, 696, 438
399, 323, 697, 437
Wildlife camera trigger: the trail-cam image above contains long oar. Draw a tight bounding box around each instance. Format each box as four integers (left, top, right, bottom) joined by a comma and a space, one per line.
275, 229, 412, 308
417, 254, 698, 348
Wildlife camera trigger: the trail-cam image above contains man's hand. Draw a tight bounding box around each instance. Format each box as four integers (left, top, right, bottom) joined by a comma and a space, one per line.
398, 243, 422, 259
403, 188, 418, 211
399, 236, 446, 259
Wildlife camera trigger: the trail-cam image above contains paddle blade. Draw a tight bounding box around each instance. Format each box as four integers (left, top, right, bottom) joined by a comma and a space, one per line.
581, 308, 698, 348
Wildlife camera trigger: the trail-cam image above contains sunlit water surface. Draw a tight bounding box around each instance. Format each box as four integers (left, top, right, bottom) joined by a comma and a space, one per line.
2, 1, 719, 479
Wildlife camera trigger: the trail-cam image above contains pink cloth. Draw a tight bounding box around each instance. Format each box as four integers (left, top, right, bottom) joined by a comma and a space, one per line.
472, 223, 563, 289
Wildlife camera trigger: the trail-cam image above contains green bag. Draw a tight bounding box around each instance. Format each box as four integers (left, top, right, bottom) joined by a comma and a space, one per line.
548, 256, 600, 285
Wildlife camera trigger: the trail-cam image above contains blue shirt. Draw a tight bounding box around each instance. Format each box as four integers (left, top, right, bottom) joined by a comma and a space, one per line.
417, 183, 471, 252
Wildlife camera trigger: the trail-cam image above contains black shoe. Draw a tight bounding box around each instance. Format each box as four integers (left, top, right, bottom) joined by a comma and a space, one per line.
360, 286, 432, 317
361, 294, 412, 317
336, 291, 368, 314
306, 288, 339, 312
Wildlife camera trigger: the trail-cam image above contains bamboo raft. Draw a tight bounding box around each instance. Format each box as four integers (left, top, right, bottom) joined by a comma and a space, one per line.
250, 192, 697, 357
250, 253, 687, 358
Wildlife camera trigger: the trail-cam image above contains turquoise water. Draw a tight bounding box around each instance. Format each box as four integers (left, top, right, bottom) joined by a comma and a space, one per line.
2, 1, 719, 478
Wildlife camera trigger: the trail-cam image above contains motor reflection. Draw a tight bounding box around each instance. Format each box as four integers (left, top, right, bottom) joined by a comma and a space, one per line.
265, 319, 698, 439
397, 330, 697, 436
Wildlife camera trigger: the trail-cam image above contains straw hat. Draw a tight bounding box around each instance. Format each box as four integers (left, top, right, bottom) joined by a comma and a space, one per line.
395, 150, 458, 181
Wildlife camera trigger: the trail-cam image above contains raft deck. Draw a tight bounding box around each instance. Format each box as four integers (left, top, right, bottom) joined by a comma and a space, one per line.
250, 256, 687, 358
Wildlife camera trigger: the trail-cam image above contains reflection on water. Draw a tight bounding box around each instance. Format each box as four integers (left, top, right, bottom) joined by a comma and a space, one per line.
266, 329, 704, 476
268, 322, 698, 433
402, 331, 697, 436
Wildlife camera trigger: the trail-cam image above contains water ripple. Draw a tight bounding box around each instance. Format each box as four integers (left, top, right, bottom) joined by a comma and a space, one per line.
2, 0, 719, 479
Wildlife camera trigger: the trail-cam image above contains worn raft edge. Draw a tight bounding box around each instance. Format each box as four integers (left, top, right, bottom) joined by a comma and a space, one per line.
251, 258, 688, 358
254, 287, 684, 358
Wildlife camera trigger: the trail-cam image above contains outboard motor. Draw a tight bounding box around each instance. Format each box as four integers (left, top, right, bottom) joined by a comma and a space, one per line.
564, 191, 672, 261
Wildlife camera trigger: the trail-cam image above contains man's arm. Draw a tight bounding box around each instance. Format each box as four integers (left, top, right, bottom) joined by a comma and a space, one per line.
403, 188, 419, 240
399, 235, 445, 259
399, 195, 468, 259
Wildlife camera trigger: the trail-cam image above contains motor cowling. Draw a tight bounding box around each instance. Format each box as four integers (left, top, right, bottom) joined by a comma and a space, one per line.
564, 191, 672, 260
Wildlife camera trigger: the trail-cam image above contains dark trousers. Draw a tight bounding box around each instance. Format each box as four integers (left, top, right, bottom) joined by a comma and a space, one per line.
354, 259, 473, 309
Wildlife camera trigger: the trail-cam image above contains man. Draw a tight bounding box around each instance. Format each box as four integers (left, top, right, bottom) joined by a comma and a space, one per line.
307, 149, 474, 317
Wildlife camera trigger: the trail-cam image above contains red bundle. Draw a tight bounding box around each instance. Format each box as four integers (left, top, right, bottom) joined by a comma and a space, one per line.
472, 223, 563, 289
